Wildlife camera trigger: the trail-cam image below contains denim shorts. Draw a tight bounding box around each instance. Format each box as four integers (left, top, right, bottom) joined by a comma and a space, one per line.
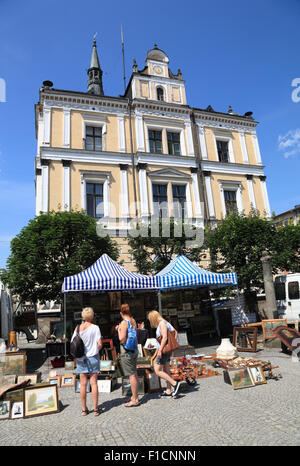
155, 352, 171, 366
76, 354, 100, 374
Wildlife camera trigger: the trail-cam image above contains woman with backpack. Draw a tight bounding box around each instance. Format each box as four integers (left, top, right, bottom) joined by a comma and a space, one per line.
148, 310, 181, 398
71, 307, 102, 416
116, 304, 139, 407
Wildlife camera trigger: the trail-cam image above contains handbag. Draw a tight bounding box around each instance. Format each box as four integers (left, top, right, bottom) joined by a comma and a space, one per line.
157, 328, 179, 354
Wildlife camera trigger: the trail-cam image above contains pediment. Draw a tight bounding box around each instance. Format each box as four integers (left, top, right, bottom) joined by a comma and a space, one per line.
148, 168, 190, 179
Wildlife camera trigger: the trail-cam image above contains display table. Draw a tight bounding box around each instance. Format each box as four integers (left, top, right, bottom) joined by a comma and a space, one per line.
46, 342, 70, 357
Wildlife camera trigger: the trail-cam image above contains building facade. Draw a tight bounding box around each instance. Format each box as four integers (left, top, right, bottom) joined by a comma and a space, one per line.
35, 42, 271, 269
274, 205, 300, 227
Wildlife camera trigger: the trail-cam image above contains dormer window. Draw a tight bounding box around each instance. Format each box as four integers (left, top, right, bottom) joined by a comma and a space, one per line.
156, 87, 164, 101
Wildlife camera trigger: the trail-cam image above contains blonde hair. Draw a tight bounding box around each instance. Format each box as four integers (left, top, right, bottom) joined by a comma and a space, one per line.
81, 307, 94, 323
148, 310, 164, 328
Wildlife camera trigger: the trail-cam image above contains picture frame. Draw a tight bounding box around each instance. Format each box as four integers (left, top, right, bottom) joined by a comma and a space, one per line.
273, 325, 300, 350
0, 400, 11, 420
146, 370, 162, 393
0, 352, 26, 376
99, 360, 113, 371
73, 311, 82, 321
75, 379, 90, 393
11, 401, 24, 419
48, 376, 61, 387
23, 384, 59, 418
97, 379, 112, 393
122, 376, 145, 396
61, 374, 76, 387
262, 319, 287, 340
177, 332, 189, 347
64, 360, 75, 371
137, 344, 144, 358
233, 327, 258, 353
248, 365, 267, 385
182, 303, 192, 311
17, 373, 41, 385
108, 291, 121, 311
1, 374, 16, 385
168, 308, 178, 316
227, 367, 255, 390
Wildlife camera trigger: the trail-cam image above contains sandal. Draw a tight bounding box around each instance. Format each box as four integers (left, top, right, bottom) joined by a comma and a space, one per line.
93, 408, 102, 416
81, 409, 89, 416
124, 400, 140, 407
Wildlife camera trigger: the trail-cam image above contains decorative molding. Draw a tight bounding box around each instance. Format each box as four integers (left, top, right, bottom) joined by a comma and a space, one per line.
63, 109, 71, 148
200, 160, 265, 177
62, 159, 72, 167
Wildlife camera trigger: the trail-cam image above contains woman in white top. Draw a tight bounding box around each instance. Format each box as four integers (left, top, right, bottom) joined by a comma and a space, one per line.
71, 307, 102, 416
148, 310, 181, 398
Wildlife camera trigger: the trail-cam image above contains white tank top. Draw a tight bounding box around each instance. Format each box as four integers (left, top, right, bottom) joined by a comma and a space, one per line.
156, 320, 174, 348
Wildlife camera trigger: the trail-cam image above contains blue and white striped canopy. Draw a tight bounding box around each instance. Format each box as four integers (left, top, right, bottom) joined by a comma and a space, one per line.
62, 254, 159, 293
156, 255, 237, 290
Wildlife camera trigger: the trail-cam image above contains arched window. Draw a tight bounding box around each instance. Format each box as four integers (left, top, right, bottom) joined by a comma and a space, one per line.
156, 87, 164, 101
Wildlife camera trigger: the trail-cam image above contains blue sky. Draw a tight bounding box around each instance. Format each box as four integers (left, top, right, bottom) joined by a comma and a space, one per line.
0, 0, 299, 268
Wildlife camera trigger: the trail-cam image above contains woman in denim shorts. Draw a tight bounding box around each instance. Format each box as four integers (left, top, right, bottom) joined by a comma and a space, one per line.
148, 310, 181, 398
71, 307, 102, 416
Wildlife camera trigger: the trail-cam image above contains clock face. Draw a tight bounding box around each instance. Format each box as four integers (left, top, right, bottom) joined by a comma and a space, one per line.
153, 65, 163, 75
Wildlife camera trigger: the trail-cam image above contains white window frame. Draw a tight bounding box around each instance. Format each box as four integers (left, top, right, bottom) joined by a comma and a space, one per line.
82, 118, 107, 152
145, 124, 186, 156
219, 180, 243, 217
149, 178, 192, 219
154, 83, 168, 102
214, 134, 235, 163
80, 171, 110, 219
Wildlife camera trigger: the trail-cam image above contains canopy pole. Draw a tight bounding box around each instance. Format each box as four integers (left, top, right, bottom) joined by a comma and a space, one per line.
64, 293, 67, 358
158, 290, 162, 313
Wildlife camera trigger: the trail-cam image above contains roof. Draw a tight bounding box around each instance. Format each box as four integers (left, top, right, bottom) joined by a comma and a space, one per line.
156, 255, 238, 290
62, 254, 159, 293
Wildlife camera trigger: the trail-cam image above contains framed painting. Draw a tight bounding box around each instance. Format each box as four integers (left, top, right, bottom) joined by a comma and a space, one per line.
97, 379, 112, 393
248, 365, 267, 386
146, 370, 161, 393
48, 376, 61, 387
273, 326, 300, 350
233, 327, 258, 353
108, 291, 121, 311
227, 367, 255, 390
61, 374, 76, 387
24, 384, 59, 418
17, 373, 41, 385
100, 360, 113, 371
64, 360, 75, 371
262, 319, 287, 340
75, 379, 91, 393
0, 400, 11, 420
0, 352, 26, 376
122, 376, 145, 396
11, 401, 24, 419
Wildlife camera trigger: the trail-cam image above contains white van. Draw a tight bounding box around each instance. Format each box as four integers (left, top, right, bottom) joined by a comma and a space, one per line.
274, 273, 300, 322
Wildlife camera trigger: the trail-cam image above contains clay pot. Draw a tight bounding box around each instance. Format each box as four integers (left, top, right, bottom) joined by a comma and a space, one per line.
216, 338, 238, 360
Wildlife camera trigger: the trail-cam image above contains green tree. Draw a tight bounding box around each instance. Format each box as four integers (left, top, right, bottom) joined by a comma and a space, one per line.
205, 211, 276, 292
0, 210, 118, 303
272, 223, 300, 273
128, 218, 204, 274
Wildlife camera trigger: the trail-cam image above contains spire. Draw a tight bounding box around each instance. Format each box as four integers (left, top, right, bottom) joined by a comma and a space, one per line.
87, 38, 104, 96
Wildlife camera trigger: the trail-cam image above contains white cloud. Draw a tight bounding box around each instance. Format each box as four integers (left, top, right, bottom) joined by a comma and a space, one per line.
278, 129, 300, 158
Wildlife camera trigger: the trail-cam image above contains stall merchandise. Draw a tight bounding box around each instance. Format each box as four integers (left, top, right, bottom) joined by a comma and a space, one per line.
170, 356, 221, 384
213, 356, 282, 381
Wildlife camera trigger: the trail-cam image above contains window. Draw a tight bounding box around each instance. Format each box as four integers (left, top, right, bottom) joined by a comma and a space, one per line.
275, 282, 286, 301
224, 190, 237, 215
167, 132, 181, 156
152, 184, 168, 218
156, 87, 164, 101
86, 183, 104, 218
217, 140, 229, 163
288, 281, 300, 300
172, 185, 186, 218
85, 126, 102, 151
149, 130, 162, 154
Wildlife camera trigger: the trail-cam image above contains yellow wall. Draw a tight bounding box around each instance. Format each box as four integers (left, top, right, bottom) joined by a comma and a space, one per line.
49, 160, 63, 210
232, 131, 244, 164
50, 109, 63, 147
70, 111, 83, 149
204, 128, 218, 161
245, 133, 257, 165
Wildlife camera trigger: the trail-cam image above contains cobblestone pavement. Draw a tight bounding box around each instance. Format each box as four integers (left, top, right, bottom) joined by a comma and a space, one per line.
1, 337, 300, 446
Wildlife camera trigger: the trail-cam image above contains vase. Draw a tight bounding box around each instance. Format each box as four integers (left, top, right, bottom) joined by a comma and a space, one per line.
216, 338, 238, 360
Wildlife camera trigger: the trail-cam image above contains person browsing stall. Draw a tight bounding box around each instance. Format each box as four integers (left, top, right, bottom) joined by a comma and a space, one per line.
71, 307, 102, 416
148, 310, 181, 398
116, 304, 140, 407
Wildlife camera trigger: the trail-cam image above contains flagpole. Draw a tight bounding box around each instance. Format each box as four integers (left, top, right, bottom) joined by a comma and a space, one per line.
121, 24, 126, 93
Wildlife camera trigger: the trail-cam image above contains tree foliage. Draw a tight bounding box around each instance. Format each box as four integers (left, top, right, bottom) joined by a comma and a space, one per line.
128, 218, 204, 274
205, 210, 300, 293
0, 210, 119, 303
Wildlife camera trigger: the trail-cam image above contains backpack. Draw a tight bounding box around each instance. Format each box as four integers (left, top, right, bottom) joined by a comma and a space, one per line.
124, 319, 138, 351
70, 325, 85, 358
